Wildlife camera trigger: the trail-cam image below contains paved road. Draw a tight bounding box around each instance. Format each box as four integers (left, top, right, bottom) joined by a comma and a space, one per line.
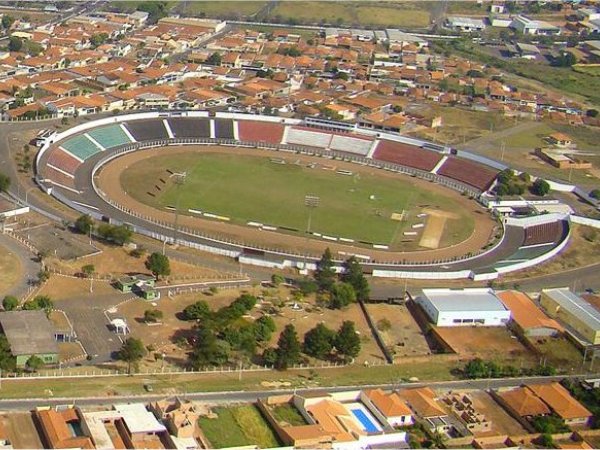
54, 293, 127, 363
0, 232, 40, 299
0, 374, 585, 411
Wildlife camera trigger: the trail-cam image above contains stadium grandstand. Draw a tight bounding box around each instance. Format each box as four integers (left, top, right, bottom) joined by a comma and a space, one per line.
437, 157, 499, 191
46, 148, 82, 175
238, 120, 285, 144
87, 125, 133, 149
167, 117, 211, 138
285, 126, 332, 148
214, 118, 235, 139
373, 139, 442, 172
523, 221, 566, 246
329, 134, 373, 156
124, 119, 169, 141
60, 134, 101, 161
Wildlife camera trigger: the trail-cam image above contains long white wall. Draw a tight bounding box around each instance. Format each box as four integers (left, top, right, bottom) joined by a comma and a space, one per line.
504, 212, 568, 228
570, 215, 600, 229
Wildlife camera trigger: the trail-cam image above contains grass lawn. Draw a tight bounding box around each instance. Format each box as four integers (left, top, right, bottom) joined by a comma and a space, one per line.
198, 406, 280, 449
269, 1, 429, 28
532, 336, 582, 370
121, 152, 474, 247
271, 403, 307, 426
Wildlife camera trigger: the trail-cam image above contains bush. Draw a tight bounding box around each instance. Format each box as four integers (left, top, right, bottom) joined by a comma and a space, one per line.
2, 296, 18, 311
377, 318, 392, 332
143, 309, 163, 323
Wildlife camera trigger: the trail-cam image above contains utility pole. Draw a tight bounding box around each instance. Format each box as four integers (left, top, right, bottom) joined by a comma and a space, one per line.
170, 172, 187, 246
303, 195, 320, 273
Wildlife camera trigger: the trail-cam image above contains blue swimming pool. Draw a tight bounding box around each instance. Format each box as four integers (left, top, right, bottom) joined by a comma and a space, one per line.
351, 408, 379, 433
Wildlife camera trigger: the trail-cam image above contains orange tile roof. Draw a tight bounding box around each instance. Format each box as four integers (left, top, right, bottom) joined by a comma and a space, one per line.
36, 409, 95, 449
498, 387, 551, 417
526, 383, 592, 421
305, 399, 362, 443
497, 291, 564, 333
366, 389, 412, 417
398, 387, 446, 418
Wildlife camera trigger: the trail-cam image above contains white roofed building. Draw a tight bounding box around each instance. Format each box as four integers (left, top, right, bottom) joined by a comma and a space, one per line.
416, 288, 511, 327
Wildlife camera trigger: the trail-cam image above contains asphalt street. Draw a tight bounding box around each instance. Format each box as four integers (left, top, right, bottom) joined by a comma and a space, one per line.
0, 374, 586, 411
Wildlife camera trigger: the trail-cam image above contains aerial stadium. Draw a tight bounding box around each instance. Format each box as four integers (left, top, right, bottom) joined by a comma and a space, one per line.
34, 111, 570, 280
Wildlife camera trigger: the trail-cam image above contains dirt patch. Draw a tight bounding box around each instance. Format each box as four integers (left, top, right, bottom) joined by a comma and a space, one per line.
468, 391, 528, 437
59, 342, 86, 362
418, 208, 459, 250
365, 303, 431, 360
434, 327, 530, 362
48, 241, 225, 282
0, 243, 23, 295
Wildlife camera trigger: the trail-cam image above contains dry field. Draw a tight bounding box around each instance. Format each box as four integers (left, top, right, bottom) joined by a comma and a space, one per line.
365, 303, 431, 360
434, 327, 530, 362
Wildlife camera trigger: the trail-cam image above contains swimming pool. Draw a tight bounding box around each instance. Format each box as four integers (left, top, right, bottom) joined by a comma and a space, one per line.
351, 408, 380, 433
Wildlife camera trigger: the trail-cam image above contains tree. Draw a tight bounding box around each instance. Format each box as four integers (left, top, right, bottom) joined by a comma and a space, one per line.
329, 282, 357, 309
118, 337, 147, 374
271, 273, 284, 286
303, 323, 335, 359
37, 269, 51, 285
137, 0, 169, 23
23, 295, 53, 315
2, 296, 18, 311
1, 15, 14, 29
297, 278, 318, 296
110, 224, 133, 245
190, 326, 229, 368
590, 189, 600, 200
25, 355, 44, 372
0, 335, 15, 372
341, 256, 370, 301
536, 434, 555, 449
8, 36, 22, 52
334, 321, 361, 361
81, 264, 95, 278
315, 248, 336, 292
206, 52, 222, 66
555, 51, 576, 67
143, 309, 163, 323
182, 300, 211, 321
586, 109, 599, 118
262, 347, 278, 366
89, 32, 109, 48
275, 324, 301, 370
0, 172, 10, 193
145, 252, 171, 280
531, 178, 550, 197
74, 214, 94, 235
254, 315, 276, 342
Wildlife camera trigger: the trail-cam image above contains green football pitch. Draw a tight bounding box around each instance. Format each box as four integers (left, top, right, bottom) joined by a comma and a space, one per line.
121, 151, 474, 247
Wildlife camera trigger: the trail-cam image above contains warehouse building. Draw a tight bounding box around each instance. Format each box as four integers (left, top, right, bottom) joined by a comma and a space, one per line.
540, 288, 600, 345
0, 310, 59, 367
416, 288, 511, 327
497, 290, 564, 337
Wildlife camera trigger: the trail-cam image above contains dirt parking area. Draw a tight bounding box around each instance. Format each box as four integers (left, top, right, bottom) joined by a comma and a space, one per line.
18, 223, 97, 260
0, 413, 43, 449
468, 391, 528, 437
366, 303, 431, 360
434, 327, 530, 361
48, 242, 225, 282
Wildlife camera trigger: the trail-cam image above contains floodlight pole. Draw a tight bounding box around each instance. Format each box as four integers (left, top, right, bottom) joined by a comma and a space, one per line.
303, 195, 320, 272
171, 172, 187, 246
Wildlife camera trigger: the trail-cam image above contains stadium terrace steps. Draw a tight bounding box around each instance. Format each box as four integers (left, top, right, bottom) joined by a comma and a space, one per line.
167, 118, 211, 138
430, 155, 448, 174
329, 134, 372, 156
43, 165, 76, 189
286, 127, 332, 148
238, 120, 285, 144
124, 120, 169, 141
47, 148, 82, 175
87, 125, 133, 149
60, 134, 102, 161
214, 118, 235, 139
373, 139, 442, 172
436, 156, 499, 191
523, 222, 563, 246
